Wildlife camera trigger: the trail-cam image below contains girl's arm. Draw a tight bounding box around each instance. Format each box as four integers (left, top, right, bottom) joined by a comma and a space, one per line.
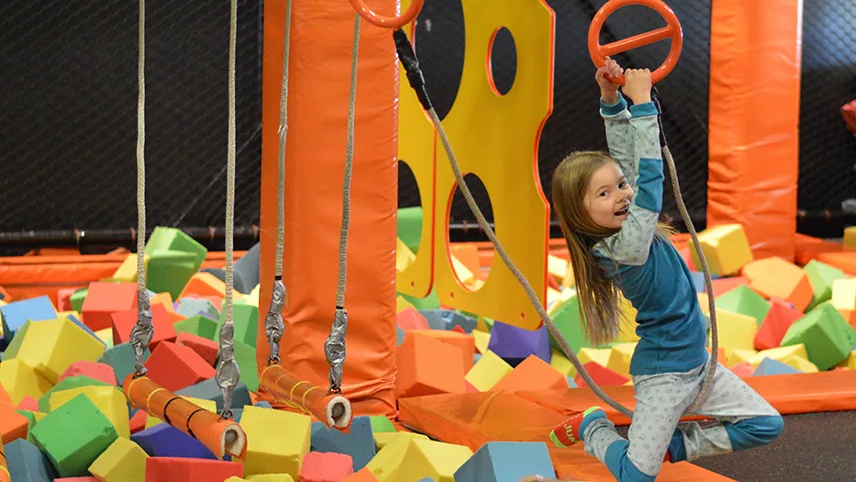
600, 94, 639, 193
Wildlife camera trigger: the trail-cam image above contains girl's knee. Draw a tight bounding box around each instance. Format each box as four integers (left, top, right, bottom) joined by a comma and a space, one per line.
725, 414, 784, 451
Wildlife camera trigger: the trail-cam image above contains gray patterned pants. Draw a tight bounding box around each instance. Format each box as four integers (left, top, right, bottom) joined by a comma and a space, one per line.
583, 358, 784, 481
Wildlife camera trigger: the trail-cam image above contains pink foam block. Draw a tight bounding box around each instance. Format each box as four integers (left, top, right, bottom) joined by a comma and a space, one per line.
145, 457, 243, 482
397, 307, 430, 330
57, 360, 117, 385
175, 331, 219, 366
15, 395, 39, 411
299, 452, 355, 482
144, 341, 216, 392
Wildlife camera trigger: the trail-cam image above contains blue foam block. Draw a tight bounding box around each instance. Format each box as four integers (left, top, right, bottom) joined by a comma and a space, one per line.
396, 325, 405, 346
754, 357, 802, 376
310, 415, 375, 471
474, 353, 483, 364
0, 295, 57, 346
418, 309, 478, 333
97, 342, 150, 384
5, 438, 58, 482
65, 313, 106, 347
566, 376, 577, 388
177, 297, 220, 320
175, 378, 253, 412
486, 320, 551, 367
131, 423, 216, 459
254, 400, 272, 409
454, 441, 556, 482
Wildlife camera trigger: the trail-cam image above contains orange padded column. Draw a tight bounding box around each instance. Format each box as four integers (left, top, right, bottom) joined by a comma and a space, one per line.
258, 0, 398, 417
707, 0, 803, 260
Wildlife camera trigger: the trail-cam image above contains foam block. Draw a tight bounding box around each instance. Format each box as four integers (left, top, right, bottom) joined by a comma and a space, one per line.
298, 452, 354, 482
63, 312, 108, 348
729, 361, 755, 377
418, 310, 478, 333
5, 438, 57, 481
0, 358, 53, 405
0, 296, 57, 346
57, 361, 117, 386
370, 416, 397, 434
81, 283, 137, 331
453, 441, 556, 482
396, 332, 465, 398
710, 309, 757, 351
111, 304, 176, 349
396, 438, 473, 482
12, 317, 105, 384
754, 298, 803, 351
753, 357, 801, 376
714, 285, 771, 326
491, 355, 567, 392
545, 295, 588, 353
606, 343, 637, 377
175, 331, 219, 366
397, 308, 431, 331
781, 302, 856, 370
132, 422, 216, 460
51, 478, 99, 482
364, 432, 413, 480
16, 395, 39, 412
465, 350, 513, 391
30, 393, 119, 477
46, 385, 130, 438
486, 320, 550, 367
37, 375, 113, 413
179, 272, 228, 300
233, 340, 259, 391
690, 224, 753, 276
239, 405, 311, 478
574, 361, 630, 387
177, 298, 220, 321
70, 288, 89, 313
804, 259, 846, 310
741, 257, 813, 312
548, 350, 576, 377
175, 378, 252, 412
396, 237, 417, 272
310, 416, 375, 472
88, 436, 149, 481
144, 457, 242, 482
373, 432, 428, 451
146, 251, 202, 300
406, 329, 475, 373
215, 304, 258, 348
97, 343, 151, 385
143, 341, 216, 392
831, 277, 856, 311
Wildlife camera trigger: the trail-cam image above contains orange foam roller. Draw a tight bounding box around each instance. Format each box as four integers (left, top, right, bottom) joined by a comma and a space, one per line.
122, 374, 247, 460
0, 448, 8, 482
260, 364, 353, 430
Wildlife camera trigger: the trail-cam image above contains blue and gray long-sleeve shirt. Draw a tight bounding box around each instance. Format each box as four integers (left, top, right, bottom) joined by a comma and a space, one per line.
593, 93, 708, 376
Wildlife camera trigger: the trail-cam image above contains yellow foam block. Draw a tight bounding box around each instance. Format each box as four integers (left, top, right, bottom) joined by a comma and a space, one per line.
239, 405, 311, 478
690, 224, 753, 276
396, 296, 416, 314
831, 278, 856, 311
844, 226, 856, 248
113, 253, 149, 282
708, 310, 757, 351
787, 355, 819, 373
617, 296, 640, 343
547, 287, 562, 307
839, 350, 856, 370
95, 328, 114, 346
606, 343, 637, 377
465, 350, 513, 391
475, 316, 492, 333
374, 431, 429, 450
550, 349, 576, 377
88, 436, 148, 481
748, 344, 808, 368
146, 396, 215, 429
578, 348, 611, 367
246, 284, 260, 307
246, 475, 295, 482
151, 292, 174, 313
472, 330, 490, 354
49, 385, 130, 438
396, 237, 417, 272
698, 293, 710, 313
562, 261, 576, 288
451, 254, 475, 287
366, 432, 416, 481
15, 317, 106, 384
0, 358, 52, 405
397, 438, 473, 482
727, 349, 758, 367
548, 255, 569, 281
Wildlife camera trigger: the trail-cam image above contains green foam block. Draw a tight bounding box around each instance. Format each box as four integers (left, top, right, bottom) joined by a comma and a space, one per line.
37, 375, 113, 413
234, 340, 259, 391
714, 285, 770, 326
398, 289, 441, 311
174, 314, 219, 341
370, 415, 397, 434
548, 295, 591, 352
781, 302, 855, 370
70, 288, 88, 313
217, 303, 259, 348
145, 250, 199, 299
804, 260, 845, 311
397, 207, 423, 254
145, 226, 208, 268
30, 393, 119, 477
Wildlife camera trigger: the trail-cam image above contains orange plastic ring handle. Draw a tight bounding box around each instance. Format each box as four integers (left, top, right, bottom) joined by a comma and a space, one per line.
588, 0, 683, 85
348, 0, 425, 29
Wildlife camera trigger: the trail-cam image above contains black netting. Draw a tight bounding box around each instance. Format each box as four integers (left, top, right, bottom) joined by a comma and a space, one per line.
0, 0, 262, 233
798, 0, 856, 211
403, 0, 712, 229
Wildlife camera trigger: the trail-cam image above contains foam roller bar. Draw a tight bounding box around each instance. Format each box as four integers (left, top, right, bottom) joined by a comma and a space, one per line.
259, 364, 352, 430
122, 374, 247, 460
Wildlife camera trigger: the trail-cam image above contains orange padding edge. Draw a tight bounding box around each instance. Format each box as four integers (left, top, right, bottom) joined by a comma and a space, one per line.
123, 374, 247, 460
399, 370, 856, 481
259, 364, 353, 432
0, 448, 8, 482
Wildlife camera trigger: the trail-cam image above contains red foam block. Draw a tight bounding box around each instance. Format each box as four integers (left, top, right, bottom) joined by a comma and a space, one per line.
397, 307, 430, 331
299, 451, 354, 482
175, 331, 219, 366
81, 281, 138, 330
16, 395, 38, 412
145, 457, 243, 482
57, 360, 117, 385
574, 362, 630, 388
144, 341, 216, 392
754, 297, 802, 351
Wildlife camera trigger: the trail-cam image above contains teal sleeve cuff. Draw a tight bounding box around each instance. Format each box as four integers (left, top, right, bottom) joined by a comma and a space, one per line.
600, 94, 628, 116
629, 101, 659, 118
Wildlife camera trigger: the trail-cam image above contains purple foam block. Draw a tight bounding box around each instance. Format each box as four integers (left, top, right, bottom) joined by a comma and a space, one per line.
486, 320, 551, 367
131, 422, 216, 459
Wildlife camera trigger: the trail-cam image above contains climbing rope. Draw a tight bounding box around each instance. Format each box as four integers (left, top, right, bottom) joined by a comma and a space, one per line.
215, 0, 241, 421
391, 28, 718, 419
130, 0, 154, 378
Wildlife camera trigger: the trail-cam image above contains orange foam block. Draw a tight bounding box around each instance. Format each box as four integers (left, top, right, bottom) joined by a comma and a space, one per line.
145, 457, 243, 481
81, 282, 138, 331
397, 308, 430, 331
111, 303, 176, 348
407, 329, 476, 373
343, 468, 379, 481
143, 341, 216, 392
176, 331, 219, 366
57, 360, 117, 386
179, 272, 228, 300
492, 354, 567, 392
754, 298, 803, 351
298, 451, 354, 481
710, 277, 749, 297
742, 257, 813, 312
574, 362, 630, 388
0, 404, 29, 444
450, 244, 482, 280
730, 362, 755, 377
396, 332, 466, 399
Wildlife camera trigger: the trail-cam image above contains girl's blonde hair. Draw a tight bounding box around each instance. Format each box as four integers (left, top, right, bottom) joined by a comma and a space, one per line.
552, 151, 674, 346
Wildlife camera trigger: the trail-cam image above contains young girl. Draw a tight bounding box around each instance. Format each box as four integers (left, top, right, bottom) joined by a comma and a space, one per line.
545, 58, 784, 481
